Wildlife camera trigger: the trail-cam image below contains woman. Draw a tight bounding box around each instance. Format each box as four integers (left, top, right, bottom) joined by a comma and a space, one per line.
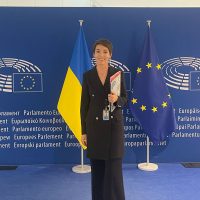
81, 39, 127, 200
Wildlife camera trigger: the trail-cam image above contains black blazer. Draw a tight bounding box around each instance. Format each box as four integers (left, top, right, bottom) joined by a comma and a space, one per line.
81, 66, 127, 160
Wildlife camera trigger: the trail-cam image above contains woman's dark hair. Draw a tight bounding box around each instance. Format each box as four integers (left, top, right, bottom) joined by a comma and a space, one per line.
92, 39, 113, 54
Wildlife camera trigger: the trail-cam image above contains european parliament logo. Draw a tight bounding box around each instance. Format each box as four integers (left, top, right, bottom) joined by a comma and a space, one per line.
0, 58, 43, 93
162, 57, 200, 91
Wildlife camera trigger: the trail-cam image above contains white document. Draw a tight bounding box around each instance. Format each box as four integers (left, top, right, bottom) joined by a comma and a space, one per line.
110, 71, 121, 112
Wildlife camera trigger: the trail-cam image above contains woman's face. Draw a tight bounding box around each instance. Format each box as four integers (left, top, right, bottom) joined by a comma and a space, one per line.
93, 44, 112, 66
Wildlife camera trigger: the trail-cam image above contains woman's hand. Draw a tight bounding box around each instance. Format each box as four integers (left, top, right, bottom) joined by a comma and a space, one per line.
81, 134, 87, 147
108, 92, 118, 104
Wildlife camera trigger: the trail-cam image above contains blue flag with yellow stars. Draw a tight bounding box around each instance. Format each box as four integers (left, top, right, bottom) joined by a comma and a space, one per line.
129, 25, 176, 144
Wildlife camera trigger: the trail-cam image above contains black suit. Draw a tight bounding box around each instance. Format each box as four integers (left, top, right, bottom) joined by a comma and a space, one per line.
81, 66, 127, 159
81, 66, 127, 200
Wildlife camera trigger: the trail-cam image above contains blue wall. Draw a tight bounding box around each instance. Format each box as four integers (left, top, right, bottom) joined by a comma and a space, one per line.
0, 7, 200, 164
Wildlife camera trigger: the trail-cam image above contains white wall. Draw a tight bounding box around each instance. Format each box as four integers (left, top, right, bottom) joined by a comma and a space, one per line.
0, 0, 200, 7
0, 0, 91, 7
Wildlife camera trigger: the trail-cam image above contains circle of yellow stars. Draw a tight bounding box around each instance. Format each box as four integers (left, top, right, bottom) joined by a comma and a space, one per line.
20, 75, 36, 91
132, 62, 166, 113
137, 62, 161, 74
131, 96, 170, 113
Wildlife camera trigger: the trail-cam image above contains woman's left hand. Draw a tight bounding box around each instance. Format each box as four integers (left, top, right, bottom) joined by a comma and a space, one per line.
108, 92, 118, 104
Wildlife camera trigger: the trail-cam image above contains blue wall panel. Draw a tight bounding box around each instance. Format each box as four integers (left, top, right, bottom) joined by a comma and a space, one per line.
0, 7, 200, 164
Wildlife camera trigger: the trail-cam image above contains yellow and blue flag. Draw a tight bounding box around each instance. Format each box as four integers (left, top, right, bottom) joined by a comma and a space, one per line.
57, 26, 91, 149
129, 26, 176, 143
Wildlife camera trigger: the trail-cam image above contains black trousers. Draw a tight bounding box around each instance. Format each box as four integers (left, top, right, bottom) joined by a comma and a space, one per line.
90, 158, 125, 200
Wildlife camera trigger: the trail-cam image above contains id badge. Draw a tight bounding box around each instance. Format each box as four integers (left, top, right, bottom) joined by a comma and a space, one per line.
103, 109, 109, 120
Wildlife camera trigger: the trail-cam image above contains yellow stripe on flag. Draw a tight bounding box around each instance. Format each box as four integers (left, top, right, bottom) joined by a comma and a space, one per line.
57, 67, 86, 149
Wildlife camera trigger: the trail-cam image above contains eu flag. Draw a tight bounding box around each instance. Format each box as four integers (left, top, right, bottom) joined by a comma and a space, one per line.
190, 71, 200, 91
129, 25, 176, 143
13, 73, 43, 92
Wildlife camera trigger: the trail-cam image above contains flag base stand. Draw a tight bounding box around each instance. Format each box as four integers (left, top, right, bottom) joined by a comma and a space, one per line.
138, 136, 158, 172
72, 148, 91, 174
138, 162, 158, 171
72, 164, 91, 173
72, 165, 91, 174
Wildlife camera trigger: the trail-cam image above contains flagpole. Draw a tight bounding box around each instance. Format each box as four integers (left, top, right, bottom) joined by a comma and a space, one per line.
137, 20, 158, 172
72, 20, 91, 174
72, 147, 91, 173
138, 136, 158, 171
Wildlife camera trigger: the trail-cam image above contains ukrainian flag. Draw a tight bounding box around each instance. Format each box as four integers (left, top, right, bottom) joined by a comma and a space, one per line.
57, 26, 91, 149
